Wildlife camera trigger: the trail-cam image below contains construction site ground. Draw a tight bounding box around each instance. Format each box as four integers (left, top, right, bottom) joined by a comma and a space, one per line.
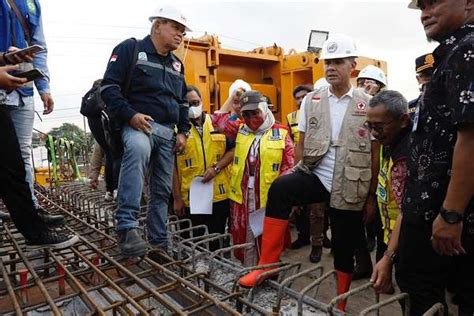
283, 226, 457, 315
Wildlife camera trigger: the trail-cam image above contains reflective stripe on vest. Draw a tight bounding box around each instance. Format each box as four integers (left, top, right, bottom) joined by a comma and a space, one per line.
176, 115, 230, 206
376, 148, 399, 244
229, 126, 287, 207
286, 110, 300, 145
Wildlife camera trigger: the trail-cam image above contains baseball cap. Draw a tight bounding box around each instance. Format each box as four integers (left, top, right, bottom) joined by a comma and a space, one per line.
240, 90, 267, 112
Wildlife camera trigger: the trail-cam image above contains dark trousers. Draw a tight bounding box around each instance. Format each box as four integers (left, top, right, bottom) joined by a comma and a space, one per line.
396, 218, 474, 315
266, 171, 366, 272
0, 107, 46, 240
295, 205, 310, 242
88, 116, 120, 192
294, 203, 330, 244
184, 199, 230, 250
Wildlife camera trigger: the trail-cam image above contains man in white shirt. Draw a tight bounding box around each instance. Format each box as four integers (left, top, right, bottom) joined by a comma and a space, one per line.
239, 34, 378, 313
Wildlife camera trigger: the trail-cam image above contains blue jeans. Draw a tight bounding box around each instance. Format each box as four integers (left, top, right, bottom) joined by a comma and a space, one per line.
116, 123, 175, 248
6, 96, 36, 207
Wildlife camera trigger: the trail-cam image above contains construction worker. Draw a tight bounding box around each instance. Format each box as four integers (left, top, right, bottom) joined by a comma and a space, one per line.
0, 56, 78, 250
363, 90, 411, 294
288, 84, 331, 263
227, 90, 294, 265
356, 65, 387, 96
396, 1, 474, 314
287, 85, 312, 146
101, 6, 191, 258
172, 85, 234, 250
408, 53, 434, 120
238, 34, 378, 313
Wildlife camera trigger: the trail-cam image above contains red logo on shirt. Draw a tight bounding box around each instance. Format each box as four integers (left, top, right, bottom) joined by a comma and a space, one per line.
109, 55, 118, 63
172, 62, 181, 72
312, 95, 321, 101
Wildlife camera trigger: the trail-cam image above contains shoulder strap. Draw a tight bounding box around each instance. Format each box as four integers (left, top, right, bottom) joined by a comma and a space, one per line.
122, 38, 139, 97
6, 0, 32, 45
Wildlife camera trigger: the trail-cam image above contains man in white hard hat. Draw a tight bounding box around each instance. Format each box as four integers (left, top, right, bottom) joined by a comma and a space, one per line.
396, 1, 474, 315
238, 34, 378, 312
356, 65, 387, 96
101, 6, 191, 258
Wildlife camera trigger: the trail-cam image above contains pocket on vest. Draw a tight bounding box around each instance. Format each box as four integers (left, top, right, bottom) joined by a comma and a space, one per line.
342, 167, 371, 204
348, 150, 371, 168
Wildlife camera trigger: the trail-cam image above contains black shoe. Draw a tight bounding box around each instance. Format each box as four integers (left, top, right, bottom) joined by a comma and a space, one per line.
322, 235, 332, 249
25, 231, 79, 251
37, 209, 65, 227
291, 237, 310, 249
309, 246, 323, 263
117, 228, 147, 258
352, 248, 373, 280
0, 210, 11, 221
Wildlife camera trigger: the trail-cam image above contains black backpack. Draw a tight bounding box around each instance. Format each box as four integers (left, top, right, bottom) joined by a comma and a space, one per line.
81, 38, 139, 157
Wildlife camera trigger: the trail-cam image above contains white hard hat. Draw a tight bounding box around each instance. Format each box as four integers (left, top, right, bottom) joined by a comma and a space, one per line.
408, 0, 419, 9
229, 79, 252, 96
319, 33, 358, 60
313, 77, 330, 91
357, 65, 387, 86
149, 6, 192, 32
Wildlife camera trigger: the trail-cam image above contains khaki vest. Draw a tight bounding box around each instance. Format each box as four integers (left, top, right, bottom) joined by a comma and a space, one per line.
229, 126, 287, 207
176, 115, 230, 206
286, 110, 300, 145
300, 88, 372, 210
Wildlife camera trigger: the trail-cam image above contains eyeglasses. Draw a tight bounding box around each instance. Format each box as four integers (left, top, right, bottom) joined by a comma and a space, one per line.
363, 119, 396, 133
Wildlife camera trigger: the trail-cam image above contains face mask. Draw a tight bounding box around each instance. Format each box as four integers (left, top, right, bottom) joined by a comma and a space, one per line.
188, 103, 203, 119
244, 115, 265, 131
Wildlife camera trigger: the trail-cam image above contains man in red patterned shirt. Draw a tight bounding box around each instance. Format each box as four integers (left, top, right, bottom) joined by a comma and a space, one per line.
365, 90, 412, 294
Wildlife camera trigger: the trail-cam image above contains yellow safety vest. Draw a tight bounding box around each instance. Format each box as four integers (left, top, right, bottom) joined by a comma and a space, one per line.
229, 126, 287, 207
286, 110, 300, 145
176, 115, 230, 206
376, 148, 400, 244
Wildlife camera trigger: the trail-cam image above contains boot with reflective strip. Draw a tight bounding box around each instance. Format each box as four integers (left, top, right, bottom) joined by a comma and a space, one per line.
238, 217, 288, 288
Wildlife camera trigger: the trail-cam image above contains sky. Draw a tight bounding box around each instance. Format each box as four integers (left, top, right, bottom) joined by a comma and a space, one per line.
32, 0, 437, 133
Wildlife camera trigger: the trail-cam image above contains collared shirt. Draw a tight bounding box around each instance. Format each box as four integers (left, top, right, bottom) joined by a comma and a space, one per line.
0, 0, 50, 99
101, 35, 190, 133
299, 86, 354, 191
402, 24, 474, 224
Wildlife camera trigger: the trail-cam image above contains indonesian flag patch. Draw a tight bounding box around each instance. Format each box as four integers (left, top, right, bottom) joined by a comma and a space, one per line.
173, 61, 182, 72
109, 55, 118, 63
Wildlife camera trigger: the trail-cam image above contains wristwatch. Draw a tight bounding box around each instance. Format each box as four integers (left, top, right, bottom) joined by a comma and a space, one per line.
383, 250, 396, 262
439, 207, 463, 224
180, 130, 190, 138
213, 165, 221, 174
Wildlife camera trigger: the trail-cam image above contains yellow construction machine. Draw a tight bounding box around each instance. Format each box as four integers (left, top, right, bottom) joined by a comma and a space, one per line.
175, 30, 387, 122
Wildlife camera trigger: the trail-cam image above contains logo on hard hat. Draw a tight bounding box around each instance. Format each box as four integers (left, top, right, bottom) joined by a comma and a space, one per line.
327, 42, 338, 53
180, 15, 187, 22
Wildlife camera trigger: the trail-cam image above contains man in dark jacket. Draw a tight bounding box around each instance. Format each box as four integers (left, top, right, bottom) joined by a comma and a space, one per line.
101, 6, 191, 257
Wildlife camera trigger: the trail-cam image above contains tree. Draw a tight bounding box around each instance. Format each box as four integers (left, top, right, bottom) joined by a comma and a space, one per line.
48, 123, 94, 158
